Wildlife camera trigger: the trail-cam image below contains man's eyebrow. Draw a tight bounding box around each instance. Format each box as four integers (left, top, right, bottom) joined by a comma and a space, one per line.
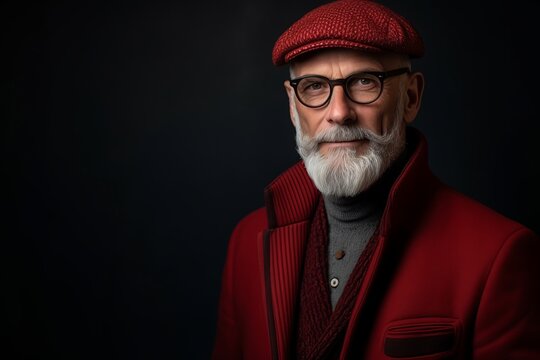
294, 67, 386, 79
348, 66, 386, 74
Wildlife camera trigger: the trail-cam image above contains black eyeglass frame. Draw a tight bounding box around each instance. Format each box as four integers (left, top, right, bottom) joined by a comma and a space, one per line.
289, 67, 410, 108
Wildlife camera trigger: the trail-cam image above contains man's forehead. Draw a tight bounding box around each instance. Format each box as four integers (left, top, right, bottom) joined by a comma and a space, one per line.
290, 49, 406, 77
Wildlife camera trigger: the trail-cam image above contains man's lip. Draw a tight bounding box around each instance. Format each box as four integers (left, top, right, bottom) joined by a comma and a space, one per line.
319, 139, 366, 145
319, 139, 367, 149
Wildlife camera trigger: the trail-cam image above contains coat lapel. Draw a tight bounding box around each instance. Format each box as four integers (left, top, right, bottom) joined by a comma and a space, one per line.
260, 162, 319, 360
263, 221, 310, 359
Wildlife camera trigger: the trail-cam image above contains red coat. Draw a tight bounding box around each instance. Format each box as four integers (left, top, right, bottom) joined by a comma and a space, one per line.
212, 129, 540, 359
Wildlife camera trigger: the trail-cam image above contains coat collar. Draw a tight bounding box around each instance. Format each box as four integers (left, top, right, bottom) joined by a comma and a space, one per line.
263, 127, 437, 237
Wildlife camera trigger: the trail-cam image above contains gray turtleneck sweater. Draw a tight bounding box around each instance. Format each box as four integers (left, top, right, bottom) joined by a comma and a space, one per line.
323, 151, 408, 309
324, 191, 384, 309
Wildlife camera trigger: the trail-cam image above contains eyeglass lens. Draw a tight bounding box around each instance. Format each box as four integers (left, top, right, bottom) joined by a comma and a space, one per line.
296, 73, 382, 107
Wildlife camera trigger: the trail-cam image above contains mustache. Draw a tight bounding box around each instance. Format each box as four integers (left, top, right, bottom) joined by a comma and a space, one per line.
311, 125, 392, 145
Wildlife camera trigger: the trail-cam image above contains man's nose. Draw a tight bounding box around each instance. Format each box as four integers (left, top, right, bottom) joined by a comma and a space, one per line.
326, 85, 356, 125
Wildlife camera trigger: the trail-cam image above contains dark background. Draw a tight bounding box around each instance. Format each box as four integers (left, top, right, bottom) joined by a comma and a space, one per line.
3, 0, 539, 359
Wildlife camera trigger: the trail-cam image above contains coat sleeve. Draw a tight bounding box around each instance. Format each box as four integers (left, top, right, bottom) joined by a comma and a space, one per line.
473, 227, 540, 358
212, 223, 243, 360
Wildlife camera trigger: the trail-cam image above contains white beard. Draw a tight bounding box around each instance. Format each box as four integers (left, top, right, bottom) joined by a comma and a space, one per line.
292, 94, 406, 197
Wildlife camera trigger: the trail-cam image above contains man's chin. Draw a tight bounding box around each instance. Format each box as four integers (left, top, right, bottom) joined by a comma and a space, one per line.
318, 139, 369, 156
304, 151, 384, 197
319, 147, 364, 168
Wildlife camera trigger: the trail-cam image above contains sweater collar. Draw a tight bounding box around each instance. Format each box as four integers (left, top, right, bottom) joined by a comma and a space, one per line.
322, 144, 410, 224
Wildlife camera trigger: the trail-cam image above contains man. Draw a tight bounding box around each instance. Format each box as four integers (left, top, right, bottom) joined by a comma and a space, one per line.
212, 1, 540, 359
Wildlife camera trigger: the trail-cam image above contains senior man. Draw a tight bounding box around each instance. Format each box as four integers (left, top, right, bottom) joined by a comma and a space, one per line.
212, 1, 540, 359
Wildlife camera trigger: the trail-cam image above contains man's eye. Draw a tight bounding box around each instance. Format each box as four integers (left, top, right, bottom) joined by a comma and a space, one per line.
349, 76, 379, 90
301, 81, 327, 93
308, 82, 323, 90
359, 78, 373, 85
352, 77, 374, 86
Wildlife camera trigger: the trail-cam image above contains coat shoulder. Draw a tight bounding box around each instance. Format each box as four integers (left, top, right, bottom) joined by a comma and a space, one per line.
227, 207, 268, 250
430, 183, 537, 244
233, 207, 267, 237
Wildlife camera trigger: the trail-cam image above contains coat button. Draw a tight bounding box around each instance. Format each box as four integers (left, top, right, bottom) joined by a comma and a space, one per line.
330, 277, 339, 288
335, 250, 345, 260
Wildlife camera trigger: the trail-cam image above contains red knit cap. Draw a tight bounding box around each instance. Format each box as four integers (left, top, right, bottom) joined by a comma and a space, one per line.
272, 0, 424, 66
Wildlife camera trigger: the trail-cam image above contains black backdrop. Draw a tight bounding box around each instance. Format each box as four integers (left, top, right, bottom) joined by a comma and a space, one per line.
3, 1, 540, 359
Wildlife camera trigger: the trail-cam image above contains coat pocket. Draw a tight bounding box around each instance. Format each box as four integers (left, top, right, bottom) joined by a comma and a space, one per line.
382, 317, 461, 359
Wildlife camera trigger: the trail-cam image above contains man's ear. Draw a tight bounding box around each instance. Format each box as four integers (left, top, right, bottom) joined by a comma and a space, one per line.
284, 80, 297, 127
403, 72, 425, 124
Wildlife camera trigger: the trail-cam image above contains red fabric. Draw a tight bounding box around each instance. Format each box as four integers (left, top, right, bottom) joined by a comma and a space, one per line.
272, 0, 424, 66
296, 197, 334, 359
212, 128, 540, 359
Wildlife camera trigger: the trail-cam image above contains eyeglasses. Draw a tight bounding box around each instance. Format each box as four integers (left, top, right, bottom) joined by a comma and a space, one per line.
289, 67, 410, 108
